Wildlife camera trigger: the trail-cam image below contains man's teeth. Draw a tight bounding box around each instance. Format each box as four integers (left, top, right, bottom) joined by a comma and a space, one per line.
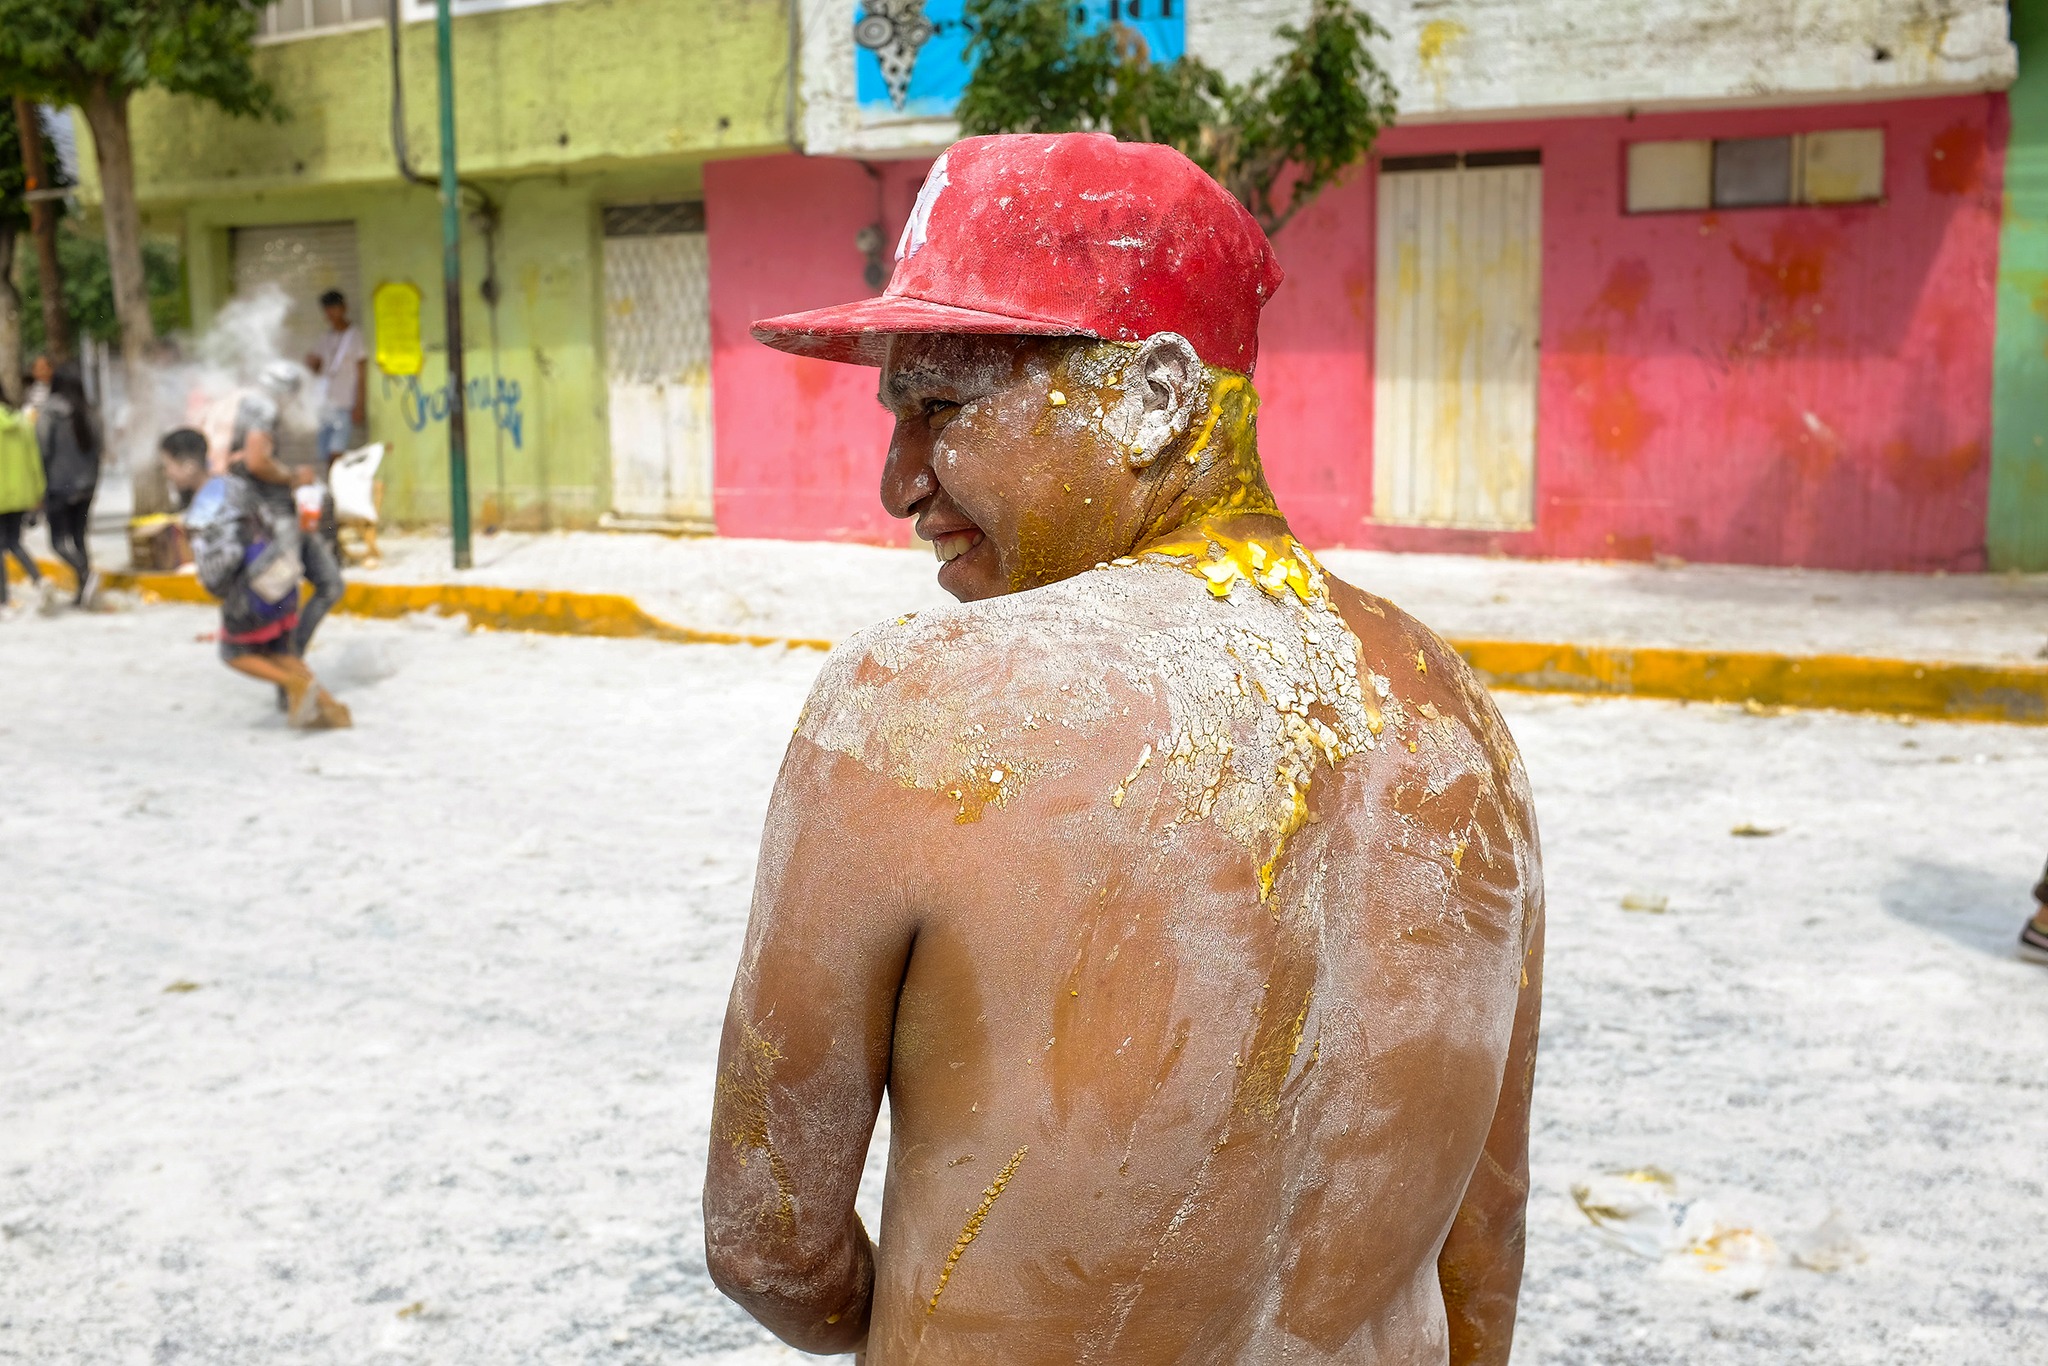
934, 532, 979, 564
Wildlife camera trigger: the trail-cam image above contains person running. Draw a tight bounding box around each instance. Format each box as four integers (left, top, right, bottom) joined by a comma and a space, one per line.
231, 361, 344, 658
0, 390, 46, 614
161, 426, 350, 729
2022, 861, 2048, 965
36, 365, 99, 608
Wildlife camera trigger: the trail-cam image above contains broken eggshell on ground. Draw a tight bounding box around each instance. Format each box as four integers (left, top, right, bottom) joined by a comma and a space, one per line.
1570, 1169, 1867, 1298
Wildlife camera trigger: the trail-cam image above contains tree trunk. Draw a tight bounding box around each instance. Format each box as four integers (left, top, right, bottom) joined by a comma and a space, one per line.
13, 95, 72, 367
78, 80, 154, 372
0, 225, 21, 406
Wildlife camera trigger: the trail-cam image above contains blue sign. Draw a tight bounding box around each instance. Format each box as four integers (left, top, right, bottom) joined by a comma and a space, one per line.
856, 1, 1187, 120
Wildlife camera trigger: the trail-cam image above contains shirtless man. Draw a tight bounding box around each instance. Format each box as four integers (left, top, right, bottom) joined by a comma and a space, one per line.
705, 134, 1544, 1365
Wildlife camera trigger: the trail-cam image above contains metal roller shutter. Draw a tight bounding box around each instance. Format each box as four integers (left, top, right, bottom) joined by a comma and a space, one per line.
230, 221, 363, 465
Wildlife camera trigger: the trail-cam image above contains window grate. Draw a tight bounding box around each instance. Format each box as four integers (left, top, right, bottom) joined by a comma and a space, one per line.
602, 202, 707, 238
1382, 149, 1541, 174
259, 0, 389, 41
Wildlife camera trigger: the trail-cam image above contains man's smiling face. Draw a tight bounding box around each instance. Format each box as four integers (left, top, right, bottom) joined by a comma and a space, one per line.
878, 334, 1143, 603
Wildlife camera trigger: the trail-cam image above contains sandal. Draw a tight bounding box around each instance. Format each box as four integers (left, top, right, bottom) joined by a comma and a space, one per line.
2021, 910, 2048, 965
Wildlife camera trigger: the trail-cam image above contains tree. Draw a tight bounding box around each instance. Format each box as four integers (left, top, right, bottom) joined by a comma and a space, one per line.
0, 1, 281, 370
20, 224, 183, 356
0, 99, 27, 401
11, 97, 75, 368
955, 0, 1399, 238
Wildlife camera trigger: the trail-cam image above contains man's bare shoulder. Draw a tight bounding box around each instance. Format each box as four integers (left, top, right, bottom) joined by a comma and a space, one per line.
1323, 571, 1532, 794
792, 568, 1196, 807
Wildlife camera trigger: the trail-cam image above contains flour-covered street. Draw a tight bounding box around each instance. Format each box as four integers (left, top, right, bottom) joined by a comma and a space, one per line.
3, 603, 2045, 1365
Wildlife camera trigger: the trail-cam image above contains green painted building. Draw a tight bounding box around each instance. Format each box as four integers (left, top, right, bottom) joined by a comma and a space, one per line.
86, 0, 796, 530
1992, 0, 2048, 570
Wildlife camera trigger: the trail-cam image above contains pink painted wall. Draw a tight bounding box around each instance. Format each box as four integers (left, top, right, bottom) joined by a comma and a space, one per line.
708, 95, 2007, 570
704, 155, 928, 543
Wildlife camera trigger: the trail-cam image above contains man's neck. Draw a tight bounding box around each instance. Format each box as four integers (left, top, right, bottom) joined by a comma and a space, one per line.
1134, 436, 1287, 556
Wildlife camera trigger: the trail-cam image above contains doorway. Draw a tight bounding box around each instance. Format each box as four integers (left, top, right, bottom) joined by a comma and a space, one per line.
230, 221, 362, 467
1372, 152, 1542, 530
601, 202, 715, 530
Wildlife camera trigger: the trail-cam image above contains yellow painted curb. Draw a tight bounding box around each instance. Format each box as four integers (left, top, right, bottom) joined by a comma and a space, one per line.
1452, 639, 2048, 726
22, 558, 835, 652
16, 557, 2045, 723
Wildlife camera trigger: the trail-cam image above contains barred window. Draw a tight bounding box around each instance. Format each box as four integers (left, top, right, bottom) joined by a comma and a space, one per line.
257, 0, 389, 42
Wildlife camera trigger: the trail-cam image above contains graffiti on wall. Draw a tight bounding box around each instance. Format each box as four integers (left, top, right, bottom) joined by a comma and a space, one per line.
855, 1, 1185, 119
382, 372, 526, 449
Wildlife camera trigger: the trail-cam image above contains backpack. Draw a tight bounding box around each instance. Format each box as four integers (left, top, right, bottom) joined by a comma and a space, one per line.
187, 474, 304, 623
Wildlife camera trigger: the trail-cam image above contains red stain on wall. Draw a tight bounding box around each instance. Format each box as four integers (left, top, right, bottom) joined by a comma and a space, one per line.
1587, 382, 1660, 459
1556, 328, 1662, 461
1730, 230, 1830, 304
1926, 121, 1988, 195
1725, 227, 1840, 357
1883, 438, 1985, 496
1566, 262, 1664, 458
1593, 259, 1653, 318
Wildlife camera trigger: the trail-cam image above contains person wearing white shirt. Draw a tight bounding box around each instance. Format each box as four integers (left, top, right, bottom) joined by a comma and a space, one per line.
306, 289, 366, 469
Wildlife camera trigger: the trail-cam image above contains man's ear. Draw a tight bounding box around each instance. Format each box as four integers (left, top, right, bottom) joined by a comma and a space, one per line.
1121, 333, 1205, 469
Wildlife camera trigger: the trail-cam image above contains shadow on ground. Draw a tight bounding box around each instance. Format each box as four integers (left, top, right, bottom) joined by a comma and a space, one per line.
1879, 857, 2034, 956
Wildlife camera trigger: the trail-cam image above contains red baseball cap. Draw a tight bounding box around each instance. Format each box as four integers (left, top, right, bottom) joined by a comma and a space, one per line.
751, 133, 1284, 374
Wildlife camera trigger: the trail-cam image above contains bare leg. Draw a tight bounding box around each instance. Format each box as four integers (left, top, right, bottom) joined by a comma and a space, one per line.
227, 654, 352, 729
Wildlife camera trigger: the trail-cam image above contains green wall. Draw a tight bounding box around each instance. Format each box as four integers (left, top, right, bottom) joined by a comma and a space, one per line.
116, 0, 793, 200
181, 162, 714, 529
88, 0, 791, 530
1991, 0, 2048, 569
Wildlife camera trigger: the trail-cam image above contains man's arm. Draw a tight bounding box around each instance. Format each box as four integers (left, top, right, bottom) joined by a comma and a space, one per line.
1438, 898, 1544, 1366
352, 356, 367, 427
704, 733, 921, 1355
239, 429, 311, 488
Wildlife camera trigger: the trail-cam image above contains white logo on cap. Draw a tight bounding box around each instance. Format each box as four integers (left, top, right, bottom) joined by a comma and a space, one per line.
896, 152, 950, 263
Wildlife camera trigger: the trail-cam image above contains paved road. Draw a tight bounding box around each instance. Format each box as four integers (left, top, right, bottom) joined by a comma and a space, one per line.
3, 603, 2044, 1364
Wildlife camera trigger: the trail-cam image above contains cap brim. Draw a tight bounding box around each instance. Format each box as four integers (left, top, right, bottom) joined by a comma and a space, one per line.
750, 293, 1091, 367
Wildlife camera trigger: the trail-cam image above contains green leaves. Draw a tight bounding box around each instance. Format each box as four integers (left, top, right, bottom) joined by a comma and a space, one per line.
0, 101, 30, 236
0, 0, 281, 120
18, 225, 183, 352
956, 0, 1397, 237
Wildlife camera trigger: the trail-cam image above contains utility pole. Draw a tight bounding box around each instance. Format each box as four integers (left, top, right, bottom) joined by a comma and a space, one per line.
434, 0, 473, 570
13, 96, 72, 366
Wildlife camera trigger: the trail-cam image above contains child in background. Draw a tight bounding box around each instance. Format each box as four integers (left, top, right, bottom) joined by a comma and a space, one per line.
159, 428, 210, 514
22, 354, 52, 411
160, 428, 351, 730
0, 393, 47, 614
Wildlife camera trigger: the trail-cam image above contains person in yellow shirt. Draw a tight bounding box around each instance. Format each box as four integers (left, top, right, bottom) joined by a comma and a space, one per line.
0, 392, 48, 613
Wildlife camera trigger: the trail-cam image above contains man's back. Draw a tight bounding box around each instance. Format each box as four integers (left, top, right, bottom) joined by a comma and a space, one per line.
714, 131, 1542, 1364
760, 554, 1542, 1363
